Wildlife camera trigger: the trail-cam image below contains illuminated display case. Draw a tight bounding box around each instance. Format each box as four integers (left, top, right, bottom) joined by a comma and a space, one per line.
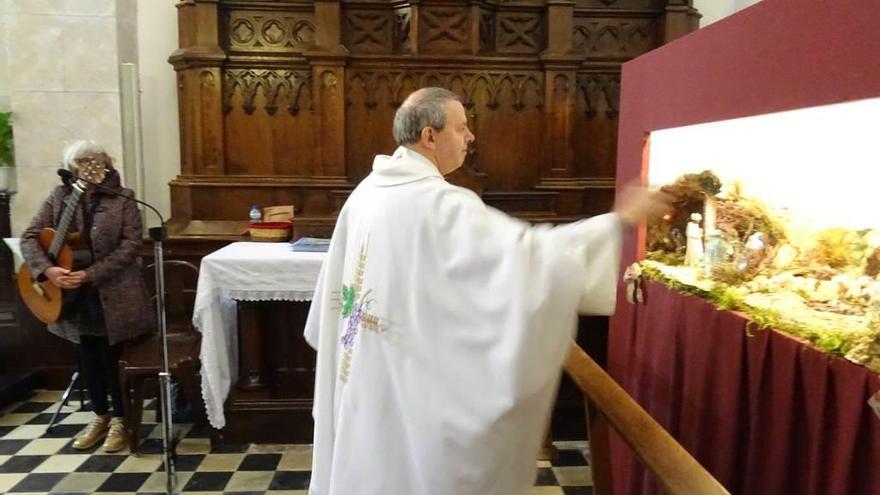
607, 1, 880, 494
643, 98, 880, 369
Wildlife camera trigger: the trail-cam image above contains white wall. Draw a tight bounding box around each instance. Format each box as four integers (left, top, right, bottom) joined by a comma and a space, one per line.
3, 0, 123, 235
695, 0, 764, 27
136, 0, 179, 228
0, 2, 10, 111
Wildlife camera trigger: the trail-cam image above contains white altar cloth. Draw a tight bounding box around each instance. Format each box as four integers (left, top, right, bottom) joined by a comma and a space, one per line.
193, 242, 325, 429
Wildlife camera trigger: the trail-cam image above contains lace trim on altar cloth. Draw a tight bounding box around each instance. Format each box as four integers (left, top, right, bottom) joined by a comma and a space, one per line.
201, 369, 224, 429
225, 289, 315, 302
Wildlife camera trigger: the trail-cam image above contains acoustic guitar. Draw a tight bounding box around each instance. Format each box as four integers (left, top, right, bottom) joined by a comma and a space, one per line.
17, 180, 87, 323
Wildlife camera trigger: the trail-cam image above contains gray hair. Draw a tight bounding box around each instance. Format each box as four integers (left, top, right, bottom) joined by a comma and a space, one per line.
392, 87, 463, 146
62, 140, 110, 174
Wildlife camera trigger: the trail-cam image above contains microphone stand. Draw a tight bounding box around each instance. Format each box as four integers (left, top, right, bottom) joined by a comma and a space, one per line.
60, 170, 177, 494
150, 224, 177, 495
149, 225, 177, 495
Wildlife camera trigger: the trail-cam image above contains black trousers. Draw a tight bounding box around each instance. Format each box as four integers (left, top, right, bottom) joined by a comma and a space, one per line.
78, 335, 124, 417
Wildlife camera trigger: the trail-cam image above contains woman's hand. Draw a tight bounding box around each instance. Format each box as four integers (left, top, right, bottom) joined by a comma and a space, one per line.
45, 266, 88, 289
65, 271, 88, 289
44, 266, 68, 288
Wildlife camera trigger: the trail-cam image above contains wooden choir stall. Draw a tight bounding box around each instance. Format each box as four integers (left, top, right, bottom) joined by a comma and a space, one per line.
167, 0, 699, 445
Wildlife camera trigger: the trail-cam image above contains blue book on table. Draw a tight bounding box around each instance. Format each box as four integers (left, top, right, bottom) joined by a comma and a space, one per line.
291, 237, 331, 252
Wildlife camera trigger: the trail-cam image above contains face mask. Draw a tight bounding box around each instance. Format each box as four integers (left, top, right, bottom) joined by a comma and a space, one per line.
75, 157, 109, 184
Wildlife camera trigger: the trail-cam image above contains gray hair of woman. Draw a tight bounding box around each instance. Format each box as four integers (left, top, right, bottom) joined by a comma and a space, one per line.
392, 87, 463, 146
62, 140, 113, 176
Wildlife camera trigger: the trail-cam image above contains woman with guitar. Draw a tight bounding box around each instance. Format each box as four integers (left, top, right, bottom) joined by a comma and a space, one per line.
20, 140, 154, 452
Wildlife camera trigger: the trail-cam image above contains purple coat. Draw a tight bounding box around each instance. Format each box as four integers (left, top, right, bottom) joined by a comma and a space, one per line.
20, 171, 155, 345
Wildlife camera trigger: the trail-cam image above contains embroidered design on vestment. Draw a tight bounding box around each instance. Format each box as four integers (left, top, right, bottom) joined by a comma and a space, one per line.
338, 244, 384, 382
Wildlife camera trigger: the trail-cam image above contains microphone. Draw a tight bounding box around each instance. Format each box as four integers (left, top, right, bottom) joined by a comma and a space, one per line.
57, 167, 74, 187
57, 168, 166, 241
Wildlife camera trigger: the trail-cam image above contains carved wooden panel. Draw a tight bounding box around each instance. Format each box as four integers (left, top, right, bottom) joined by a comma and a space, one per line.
343, 9, 395, 53
340, 7, 415, 53
173, 0, 698, 232
496, 12, 543, 54
572, 17, 657, 58
226, 12, 316, 53
222, 68, 318, 176
575, 0, 667, 8
577, 73, 620, 119
479, 10, 495, 52
223, 68, 312, 116
346, 68, 544, 189
346, 69, 543, 111
573, 72, 621, 179
419, 7, 469, 53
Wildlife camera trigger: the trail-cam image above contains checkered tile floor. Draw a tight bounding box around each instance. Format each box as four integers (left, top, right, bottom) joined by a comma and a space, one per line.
0, 390, 594, 494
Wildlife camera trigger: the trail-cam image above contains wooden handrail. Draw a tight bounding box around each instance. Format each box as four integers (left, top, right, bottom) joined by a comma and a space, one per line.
563, 342, 730, 495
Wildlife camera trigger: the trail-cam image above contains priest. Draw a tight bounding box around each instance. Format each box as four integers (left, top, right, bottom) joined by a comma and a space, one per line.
305, 87, 668, 495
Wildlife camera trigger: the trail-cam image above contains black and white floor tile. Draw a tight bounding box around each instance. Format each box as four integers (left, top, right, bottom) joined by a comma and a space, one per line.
0, 390, 593, 494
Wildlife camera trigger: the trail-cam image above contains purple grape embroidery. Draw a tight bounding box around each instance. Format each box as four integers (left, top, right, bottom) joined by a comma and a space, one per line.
338, 245, 383, 382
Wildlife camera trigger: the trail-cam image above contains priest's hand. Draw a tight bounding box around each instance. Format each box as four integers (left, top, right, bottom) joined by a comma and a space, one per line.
614, 184, 672, 226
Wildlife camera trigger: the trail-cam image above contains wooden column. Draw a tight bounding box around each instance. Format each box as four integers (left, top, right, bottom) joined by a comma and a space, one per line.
408, 1, 420, 55
540, 1, 578, 179
540, 64, 579, 178
468, 1, 481, 55
169, 0, 226, 176
664, 0, 701, 43
314, 0, 342, 51
310, 60, 348, 177
308, 0, 349, 178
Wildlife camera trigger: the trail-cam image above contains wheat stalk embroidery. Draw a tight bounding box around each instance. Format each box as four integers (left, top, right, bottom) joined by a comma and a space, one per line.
339, 245, 384, 382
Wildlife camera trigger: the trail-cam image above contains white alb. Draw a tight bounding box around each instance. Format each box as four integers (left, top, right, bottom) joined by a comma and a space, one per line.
306, 147, 622, 495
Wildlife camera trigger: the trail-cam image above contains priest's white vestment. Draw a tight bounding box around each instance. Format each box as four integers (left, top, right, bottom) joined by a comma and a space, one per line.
305, 146, 622, 495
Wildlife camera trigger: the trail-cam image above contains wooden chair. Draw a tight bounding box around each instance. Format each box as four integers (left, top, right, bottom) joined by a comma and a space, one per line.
118, 260, 204, 453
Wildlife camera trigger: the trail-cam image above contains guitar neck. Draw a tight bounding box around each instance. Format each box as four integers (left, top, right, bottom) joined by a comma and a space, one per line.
48, 183, 85, 259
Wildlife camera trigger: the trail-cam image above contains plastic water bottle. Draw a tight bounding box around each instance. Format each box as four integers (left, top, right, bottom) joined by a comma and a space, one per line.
249, 204, 262, 223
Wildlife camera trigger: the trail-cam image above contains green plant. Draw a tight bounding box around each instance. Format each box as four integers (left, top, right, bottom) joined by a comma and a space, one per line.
696, 170, 722, 196
0, 112, 13, 167
639, 261, 858, 357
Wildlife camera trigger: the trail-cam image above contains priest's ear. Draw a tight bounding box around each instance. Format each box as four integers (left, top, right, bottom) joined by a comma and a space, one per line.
420, 126, 438, 149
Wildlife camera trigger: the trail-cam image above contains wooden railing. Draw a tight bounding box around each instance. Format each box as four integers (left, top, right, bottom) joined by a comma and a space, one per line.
563, 342, 730, 495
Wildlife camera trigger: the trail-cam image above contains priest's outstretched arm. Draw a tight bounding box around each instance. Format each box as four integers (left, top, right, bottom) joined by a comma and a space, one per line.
547, 185, 669, 314
477, 183, 669, 316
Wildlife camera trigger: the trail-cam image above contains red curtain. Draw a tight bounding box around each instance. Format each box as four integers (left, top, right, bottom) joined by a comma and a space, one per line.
608, 280, 880, 495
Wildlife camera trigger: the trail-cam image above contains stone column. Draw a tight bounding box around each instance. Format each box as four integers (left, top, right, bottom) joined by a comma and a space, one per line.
4, 0, 126, 235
